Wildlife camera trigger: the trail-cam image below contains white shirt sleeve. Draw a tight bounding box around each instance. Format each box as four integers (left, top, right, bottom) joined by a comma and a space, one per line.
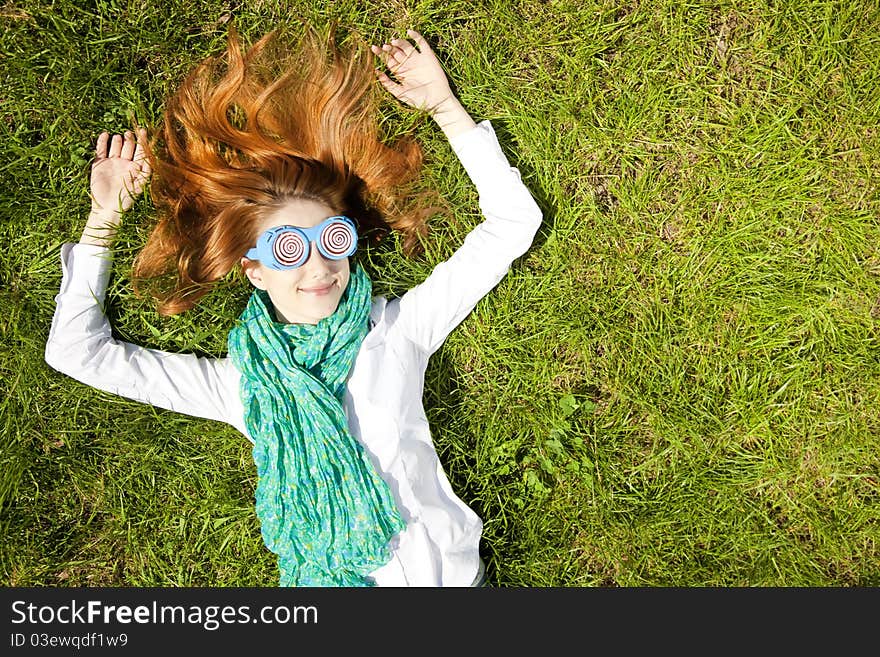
44, 242, 241, 425
397, 120, 543, 355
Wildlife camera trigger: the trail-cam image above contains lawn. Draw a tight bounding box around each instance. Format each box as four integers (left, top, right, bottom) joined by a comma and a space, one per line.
1, 0, 878, 586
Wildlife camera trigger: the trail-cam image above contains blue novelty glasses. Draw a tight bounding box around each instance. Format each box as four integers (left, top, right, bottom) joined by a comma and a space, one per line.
245, 216, 358, 270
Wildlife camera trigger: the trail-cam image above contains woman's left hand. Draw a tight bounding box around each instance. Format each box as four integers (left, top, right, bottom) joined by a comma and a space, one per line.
371, 30, 455, 114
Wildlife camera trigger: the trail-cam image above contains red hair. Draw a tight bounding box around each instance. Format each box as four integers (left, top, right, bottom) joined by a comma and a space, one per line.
133, 23, 433, 315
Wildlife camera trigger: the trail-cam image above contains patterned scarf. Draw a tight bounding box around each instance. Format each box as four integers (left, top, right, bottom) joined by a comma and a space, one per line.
226, 262, 405, 586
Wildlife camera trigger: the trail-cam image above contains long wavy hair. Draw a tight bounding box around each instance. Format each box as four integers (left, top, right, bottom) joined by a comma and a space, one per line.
133, 22, 433, 315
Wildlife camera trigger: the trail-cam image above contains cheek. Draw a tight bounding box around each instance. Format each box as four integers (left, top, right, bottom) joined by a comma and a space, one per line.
265, 268, 303, 291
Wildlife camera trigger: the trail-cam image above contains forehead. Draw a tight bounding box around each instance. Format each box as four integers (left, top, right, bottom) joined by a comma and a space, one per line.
262, 198, 336, 232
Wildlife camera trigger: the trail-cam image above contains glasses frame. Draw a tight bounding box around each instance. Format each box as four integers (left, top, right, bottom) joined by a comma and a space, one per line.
245, 215, 358, 270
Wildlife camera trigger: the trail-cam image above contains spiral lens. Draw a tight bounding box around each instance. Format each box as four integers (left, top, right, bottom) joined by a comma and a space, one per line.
272, 229, 307, 268
319, 219, 356, 259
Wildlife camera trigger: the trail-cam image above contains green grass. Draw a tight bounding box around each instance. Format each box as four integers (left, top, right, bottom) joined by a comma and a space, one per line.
2, 0, 879, 586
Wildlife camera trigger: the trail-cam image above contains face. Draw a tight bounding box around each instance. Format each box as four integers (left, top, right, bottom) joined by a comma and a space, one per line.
241, 198, 351, 325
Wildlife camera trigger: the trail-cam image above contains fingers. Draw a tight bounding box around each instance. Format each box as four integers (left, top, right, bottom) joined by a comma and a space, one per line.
95, 132, 109, 160
390, 37, 416, 57
371, 35, 418, 71
89, 126, 151, 216
406, 29, 428, 51
370, 43, 398, 70
383, 41, 411, 67
108, 133, 124, 158
120, 131, 136, 160
94, 129, 148, 163
133, 127, 152, 177
374, 68, 401, 95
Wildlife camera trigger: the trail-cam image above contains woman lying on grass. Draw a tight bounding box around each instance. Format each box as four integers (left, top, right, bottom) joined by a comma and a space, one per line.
45, 24, 542, 587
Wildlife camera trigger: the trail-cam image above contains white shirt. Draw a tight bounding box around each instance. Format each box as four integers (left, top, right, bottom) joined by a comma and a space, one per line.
45, 120, 543, 587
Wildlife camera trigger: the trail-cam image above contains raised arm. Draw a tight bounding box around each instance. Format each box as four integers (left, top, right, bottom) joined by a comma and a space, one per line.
81, 129, 152, 247
371, 29, 476, 140
372, 30, 543, 355
45, 130, 242, 430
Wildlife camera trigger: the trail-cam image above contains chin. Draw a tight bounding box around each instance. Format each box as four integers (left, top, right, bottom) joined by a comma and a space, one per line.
313, 298, 342, 319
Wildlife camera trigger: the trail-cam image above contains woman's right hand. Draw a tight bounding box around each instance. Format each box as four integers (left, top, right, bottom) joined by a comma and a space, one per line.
89, 129, 151, 218
82, 128, 152, 246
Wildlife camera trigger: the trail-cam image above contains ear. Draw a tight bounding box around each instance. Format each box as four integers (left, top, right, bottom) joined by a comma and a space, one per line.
241, 257, 268, 290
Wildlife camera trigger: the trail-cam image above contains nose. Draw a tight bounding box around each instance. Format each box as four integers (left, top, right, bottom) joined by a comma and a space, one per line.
301, 240, 333, 274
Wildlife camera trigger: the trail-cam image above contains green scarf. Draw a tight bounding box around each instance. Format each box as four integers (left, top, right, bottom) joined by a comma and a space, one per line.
227, 262, 405, 586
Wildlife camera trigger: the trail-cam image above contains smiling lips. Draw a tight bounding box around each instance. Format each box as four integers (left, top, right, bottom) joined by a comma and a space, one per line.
300, 282, 335, 295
